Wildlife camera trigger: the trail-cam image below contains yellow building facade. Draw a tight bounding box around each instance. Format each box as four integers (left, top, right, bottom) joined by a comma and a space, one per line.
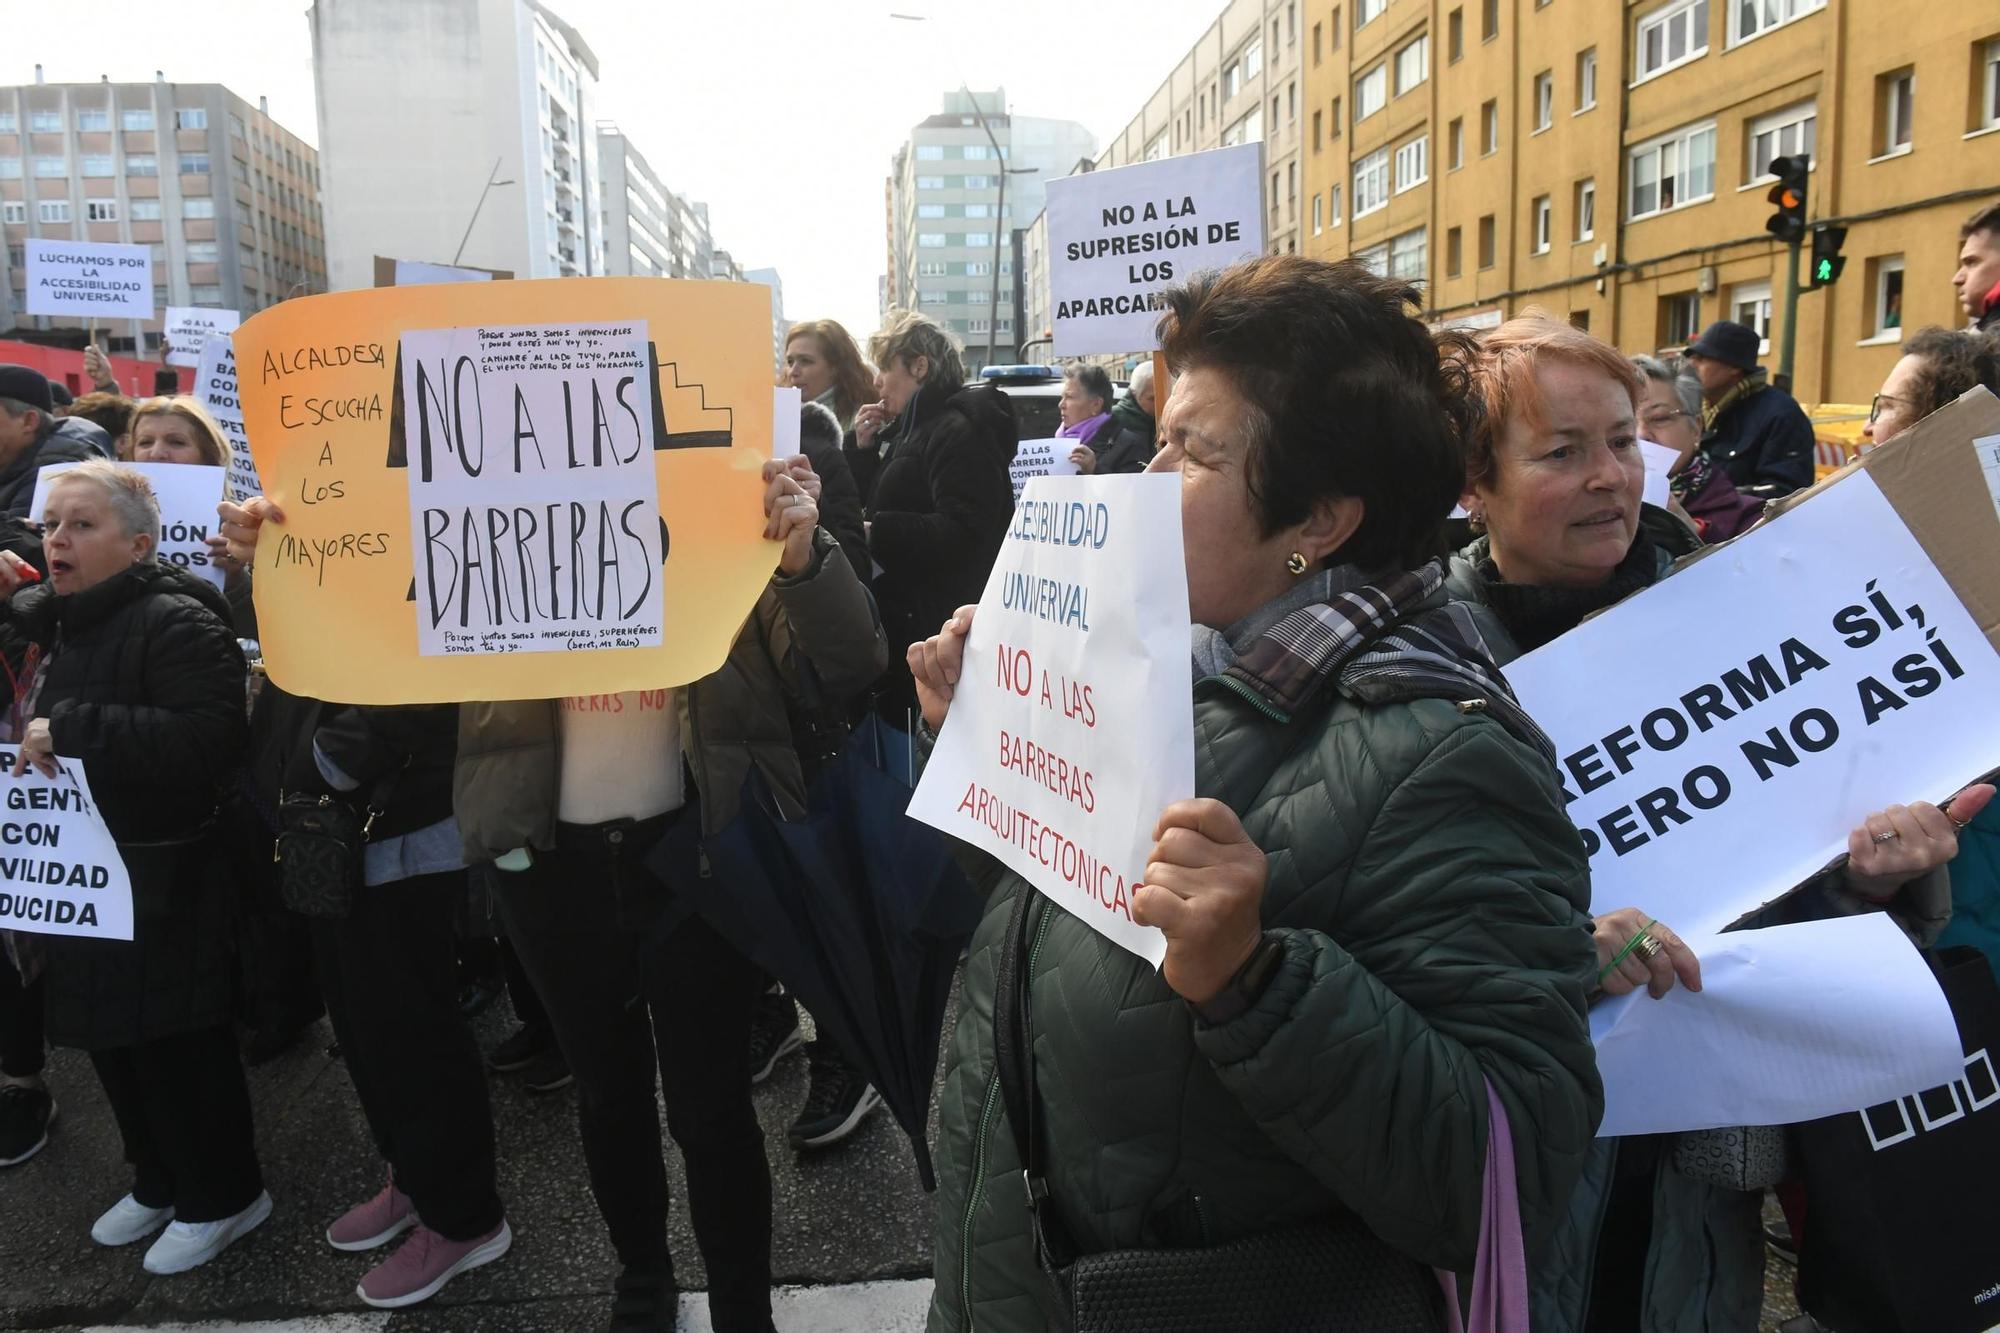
1301, 0, 2000, 403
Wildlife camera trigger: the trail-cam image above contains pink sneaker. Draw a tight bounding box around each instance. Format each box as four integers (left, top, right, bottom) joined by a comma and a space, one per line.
326, 1177, 417, 1252
356, 1218, 512, 1309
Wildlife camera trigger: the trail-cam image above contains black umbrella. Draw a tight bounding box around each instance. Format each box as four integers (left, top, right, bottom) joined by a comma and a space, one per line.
655, 715, 978, 1190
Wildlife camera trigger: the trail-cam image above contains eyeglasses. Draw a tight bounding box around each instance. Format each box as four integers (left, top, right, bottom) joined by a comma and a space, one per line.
1867, 393, 1911, 424
1639, 409, 1690, 429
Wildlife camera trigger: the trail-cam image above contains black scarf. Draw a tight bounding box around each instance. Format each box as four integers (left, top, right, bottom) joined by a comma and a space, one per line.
1475, 532, 1662, 655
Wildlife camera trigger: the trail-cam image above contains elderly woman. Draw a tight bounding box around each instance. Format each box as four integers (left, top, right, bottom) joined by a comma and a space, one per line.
911, 257, 1602, 1332
1056, 363, 1115, 475
1631, 355, 1763, 543
1446, 315, 1991, 1333
846, 312, 1015, 725
0, 460, 265, 1273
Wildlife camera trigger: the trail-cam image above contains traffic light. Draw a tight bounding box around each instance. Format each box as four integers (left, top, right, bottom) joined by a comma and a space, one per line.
1765, 155, 1809, 243
1810, 226, 1849, 288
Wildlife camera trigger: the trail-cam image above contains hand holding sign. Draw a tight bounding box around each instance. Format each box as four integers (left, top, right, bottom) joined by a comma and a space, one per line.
908, 604, 978, 732
12, 719, 56, 779
217, 494, 285, 565
761, 459, 820, 577
1593, 907, 1702, 999
1843, 783, 1995, 901
1069, 444, 1098, 476
1132, 798, 1268, 1007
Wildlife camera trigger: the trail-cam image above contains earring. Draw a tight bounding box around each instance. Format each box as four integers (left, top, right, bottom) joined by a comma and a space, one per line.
1467, 510, 1487, 531
1285, 552, 1309, 576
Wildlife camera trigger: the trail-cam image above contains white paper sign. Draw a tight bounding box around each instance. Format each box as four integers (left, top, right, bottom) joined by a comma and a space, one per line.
399, 321, 664, 657
0, 752, 133, 941
164, 306, 241, 369
30, 461, 229, 590
1046, 144, 1264, 357
772, 386, 801, 461
25, 239, 154, 320
1639, 439, 1679, 510
194, 337, 261, 503
1976, 431, 2000, 526
1008, 437, 1080, 502
1591, 914, 1964, 1136
393, 260, 495, 287
1505, 471, 2000, 937
909, 474, 1196, 965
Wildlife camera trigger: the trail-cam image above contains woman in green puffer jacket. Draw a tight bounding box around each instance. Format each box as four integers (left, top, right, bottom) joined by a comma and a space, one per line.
910, 257, 1604, 1333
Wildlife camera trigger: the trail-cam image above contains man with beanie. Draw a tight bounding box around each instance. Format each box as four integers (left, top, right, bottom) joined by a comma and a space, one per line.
0, 366, 108, 520
1683, 321, 1816, 498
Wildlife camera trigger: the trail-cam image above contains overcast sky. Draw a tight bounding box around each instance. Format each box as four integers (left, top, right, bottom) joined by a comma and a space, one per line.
3, 0, 1225, 338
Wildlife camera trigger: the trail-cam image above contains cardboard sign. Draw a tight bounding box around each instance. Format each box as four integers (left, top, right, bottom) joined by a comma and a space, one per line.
908, 474, 1195, 965
30, 462, 228, 590
1008, 437, 1080, 502
25, 239, 153, 320
164, 306, 241, 369
232, 277, 778, 704
1504, 388, 2000, 937
1045, 144, 1264, 357
399, 322, 665, 657
194, 337, 261, 503
0, 752, 133, 941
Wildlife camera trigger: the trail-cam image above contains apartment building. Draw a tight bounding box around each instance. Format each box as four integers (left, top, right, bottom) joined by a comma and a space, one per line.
596, 125, 716, 280
1303, 0, 2000, 401
0, 74, 326, 351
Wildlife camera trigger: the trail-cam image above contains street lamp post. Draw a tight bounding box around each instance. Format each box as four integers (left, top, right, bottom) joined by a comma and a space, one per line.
452, 157, 516, 267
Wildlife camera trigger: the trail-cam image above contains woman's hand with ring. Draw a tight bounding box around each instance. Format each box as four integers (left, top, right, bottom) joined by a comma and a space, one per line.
1844, 784, 1994, 901
761, 460, 819, 577
1593, 907, 1701, 999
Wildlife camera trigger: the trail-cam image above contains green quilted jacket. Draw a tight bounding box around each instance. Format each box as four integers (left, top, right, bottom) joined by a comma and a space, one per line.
927, 654, 1604, 1330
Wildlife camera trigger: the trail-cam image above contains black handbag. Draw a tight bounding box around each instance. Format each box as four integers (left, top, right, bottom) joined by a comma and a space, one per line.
991, 882, 1446, 1333
273, 704, 405, 920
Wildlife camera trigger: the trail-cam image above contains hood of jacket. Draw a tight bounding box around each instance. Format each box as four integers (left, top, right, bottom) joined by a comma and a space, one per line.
934, 380, 1019, 467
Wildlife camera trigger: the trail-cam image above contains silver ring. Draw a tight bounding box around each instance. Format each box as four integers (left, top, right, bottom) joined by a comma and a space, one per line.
1871, 830, 1899, 844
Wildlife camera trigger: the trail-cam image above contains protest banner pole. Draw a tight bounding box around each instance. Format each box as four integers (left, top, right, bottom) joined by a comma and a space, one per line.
1152, 349, 1170, 421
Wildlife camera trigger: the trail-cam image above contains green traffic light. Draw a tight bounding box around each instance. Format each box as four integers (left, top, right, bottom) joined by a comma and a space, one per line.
1815, 259, 1833, 281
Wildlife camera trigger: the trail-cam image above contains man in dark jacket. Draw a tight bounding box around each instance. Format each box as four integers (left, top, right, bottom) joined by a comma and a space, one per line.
0, 366, 106, 521
1684, 322, 1815, 497
1955, 202, 2000, 334
1087, 360, 1159, 475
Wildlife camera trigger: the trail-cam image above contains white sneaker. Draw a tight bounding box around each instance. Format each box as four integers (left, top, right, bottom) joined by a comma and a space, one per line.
141, 1190, 272, 1275
91, 1194, 173, 1247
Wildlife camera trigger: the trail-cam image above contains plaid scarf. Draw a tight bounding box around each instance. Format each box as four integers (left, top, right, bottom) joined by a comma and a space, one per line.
1219, 559, 1556, 766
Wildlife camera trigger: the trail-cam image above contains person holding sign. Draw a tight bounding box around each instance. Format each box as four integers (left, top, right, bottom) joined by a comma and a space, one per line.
1446, 315, 1993, 1333
911, 258, 1601, 1332
0, 461, 268, 1275
1055, 364, 1116, 475
847, 313, 1016, 725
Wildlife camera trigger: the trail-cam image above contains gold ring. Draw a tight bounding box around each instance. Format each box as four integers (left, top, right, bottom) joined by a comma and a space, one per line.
1634, 934, 1665, 961
1872, 830, 1899, 844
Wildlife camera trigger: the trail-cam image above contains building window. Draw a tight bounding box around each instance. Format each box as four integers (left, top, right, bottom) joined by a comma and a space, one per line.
1289, 81, 1298, 122
1395, 37, 1430, 95
125, 153, 157, 177
1390, 227, 1427, 281
1983, 38, 2000, 131
962, 175, 992, 188
1147, 127, 1172, 160
918, 233, 947, 247
1313, 21, 1323, 64
965, 232, 993, 247
917, 261, 946, 276
1867, 255, 1905, 339
1332, 6, 1342, 48
175, 108, 208, 130
963, 144, 992, 160
1355, 65, 1388, 121
1447, 118, 1464, 169
130, 199, 162, 220
1628, 121, 1717, 218
1482, 0, 1500, 40
32, 156, 65, 177
1662, 291, 1702, 344
1577, 48, 1599, 111
1224, 108, 1263, 146
1534, 72, 1555, 131
1246, 37, 1264, 78
182, 197, 213, 219
1447, 227, 1463, 276
1731, 0, 1823, 46
1575, 177, 1596, 239
1482, 100, 1500, 155
915, 144, 944, 160
120, 109, 154, 131
80, 155, 115, 177
37, 200, 70, 224
919, 289, 949, 306
76, 107, 110, 132
1394, 136, 1429, 191
85, 200, 118, 222
1876, 69, 1914, 156
190, 284, 224, 304
1748, 101, 1817, 181
1288, 160, 1297, 203
30, 110, 62, 133
915, 175, 944, 189
1331, 97, 1342, 136
1313, 109, 1324, 151
1354, 149, 1390, 216
1357, 0, 1385, 29
186, 241, 219, 262
1355, 242, 1389, 276
1272, 95, 1281, 131
917, 204, 945, 218
0, 158, 16, 179
1731, 281, 1773, 351
1478, 214, 1497, 267
0, 202, 23, 224
1531, 195, 1553, 253
1313, 192, 1324, 234
0, 113, 14, 133
1636, 0, 1709, 81
1329, 183, 1343, 225
1449, 8, 1465, 61
966, 203, 992, 218
181, 153, 211, 175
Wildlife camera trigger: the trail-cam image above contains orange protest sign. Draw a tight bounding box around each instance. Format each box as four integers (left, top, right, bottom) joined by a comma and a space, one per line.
234, 278, 776, 704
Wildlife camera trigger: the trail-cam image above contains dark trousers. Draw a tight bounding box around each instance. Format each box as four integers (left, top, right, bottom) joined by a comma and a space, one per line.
491, 813, 773, 1333
90, 1025, 262, 1222
0, 956, 44, 1079
311, 869, 503, 1242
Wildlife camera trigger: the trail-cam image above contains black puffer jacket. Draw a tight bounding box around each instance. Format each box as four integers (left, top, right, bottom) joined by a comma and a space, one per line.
800, 400, 871, 592
6, 563, 249, 1050
0, 428, 102, 522
845, 378, 1015, 710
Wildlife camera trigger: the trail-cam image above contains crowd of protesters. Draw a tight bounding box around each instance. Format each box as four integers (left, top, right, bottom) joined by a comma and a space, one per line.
0, 201, 1994, 1333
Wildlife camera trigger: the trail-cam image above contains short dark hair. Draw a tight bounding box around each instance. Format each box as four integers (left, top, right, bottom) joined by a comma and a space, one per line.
1960, 203, 2000, 245
1901, 326, 2000, 416
66, 391, 135, 443
1157, 255, 1474, 571
1063, 363, 1114, 415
